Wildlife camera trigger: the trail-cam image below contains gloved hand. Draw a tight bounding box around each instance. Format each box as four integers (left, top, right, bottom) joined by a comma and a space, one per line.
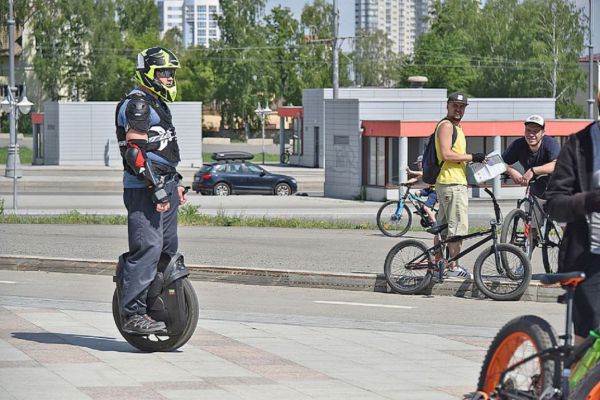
471, 153, 486, 163
584, 190, 600, 213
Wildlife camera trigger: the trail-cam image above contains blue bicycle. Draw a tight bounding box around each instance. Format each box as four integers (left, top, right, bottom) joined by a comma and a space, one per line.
376, 182, 438, 237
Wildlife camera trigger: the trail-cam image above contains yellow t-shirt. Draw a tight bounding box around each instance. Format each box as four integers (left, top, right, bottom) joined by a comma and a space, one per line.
434, 121, 467, 185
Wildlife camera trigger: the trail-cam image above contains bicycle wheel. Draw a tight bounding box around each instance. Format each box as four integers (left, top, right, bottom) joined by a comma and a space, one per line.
376, 200, 413, 237
473, 243, 532, 301
384, 239, 432, 295
500, 209, 533, 258
570, 361, 600, 400
477, 315, 558, 398
541, 220, 562, 274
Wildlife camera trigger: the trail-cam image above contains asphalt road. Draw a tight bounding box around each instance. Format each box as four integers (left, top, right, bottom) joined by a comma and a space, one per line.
0, 224, 551, 276
0, 269, 564, 336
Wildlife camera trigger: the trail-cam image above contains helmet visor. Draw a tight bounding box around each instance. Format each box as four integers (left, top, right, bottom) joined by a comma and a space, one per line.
155, 68, 177, 79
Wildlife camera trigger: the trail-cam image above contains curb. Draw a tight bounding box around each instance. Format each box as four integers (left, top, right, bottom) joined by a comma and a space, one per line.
0, 255, 562, 303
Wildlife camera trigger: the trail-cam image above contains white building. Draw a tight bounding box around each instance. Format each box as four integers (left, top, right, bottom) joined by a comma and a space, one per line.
355, 0, 432, 55
156, 0, 184, 37
156, 0, 221, 48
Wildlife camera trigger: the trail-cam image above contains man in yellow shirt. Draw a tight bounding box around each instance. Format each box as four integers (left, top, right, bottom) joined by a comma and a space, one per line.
435, 92, 485, 278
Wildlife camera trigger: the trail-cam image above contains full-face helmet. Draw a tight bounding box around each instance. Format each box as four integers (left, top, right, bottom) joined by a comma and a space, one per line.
134, 47, 180, 102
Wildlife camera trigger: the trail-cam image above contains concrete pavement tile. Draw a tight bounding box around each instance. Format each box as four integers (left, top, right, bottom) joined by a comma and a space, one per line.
203, 376, 274, 386
376, 390, 460, 400
0, 338, 31, 362
7, 387, 93, 400
0, 387, 17, 400
0, 367, 92, 399
435, 386, 477, 399
176, 360, 261, 378
109, 359, 199, 383
80, 386, 167, 400
219, 383, 310, 400
145, 380, 218, 390
155, 389, 239, 400
0, 308, 43, 334
445, 335, 492, 349
47, 362, 141, 387
445, 349, 487, 363
0, 360, 39, 368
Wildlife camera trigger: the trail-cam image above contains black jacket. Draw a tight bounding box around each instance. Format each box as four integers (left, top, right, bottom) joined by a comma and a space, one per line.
546, 121, 600, 273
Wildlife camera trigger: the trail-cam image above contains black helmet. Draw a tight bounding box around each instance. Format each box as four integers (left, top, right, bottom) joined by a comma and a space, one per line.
134, 47, 180, 102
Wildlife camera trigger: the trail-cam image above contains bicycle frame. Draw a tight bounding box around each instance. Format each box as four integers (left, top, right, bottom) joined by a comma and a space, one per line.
515, 181, 562, 249
405, 188, 505, 279
394, 186, 437, 218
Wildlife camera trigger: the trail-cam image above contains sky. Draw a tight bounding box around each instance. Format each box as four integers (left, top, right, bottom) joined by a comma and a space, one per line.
266, 0, 600, 55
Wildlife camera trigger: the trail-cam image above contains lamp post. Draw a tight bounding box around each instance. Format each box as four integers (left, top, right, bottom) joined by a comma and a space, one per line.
587, 0, 595, 119
3, 0, 34, 212
255, 102, 271, 165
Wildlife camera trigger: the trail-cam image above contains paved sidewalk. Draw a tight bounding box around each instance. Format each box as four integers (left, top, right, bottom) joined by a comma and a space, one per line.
0, 296, 482, 400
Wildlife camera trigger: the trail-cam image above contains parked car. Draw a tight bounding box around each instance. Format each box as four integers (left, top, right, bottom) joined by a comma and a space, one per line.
192, 151, 298, 196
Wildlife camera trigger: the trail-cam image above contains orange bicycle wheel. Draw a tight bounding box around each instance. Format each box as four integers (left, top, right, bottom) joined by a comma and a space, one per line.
478, 315, 558, 397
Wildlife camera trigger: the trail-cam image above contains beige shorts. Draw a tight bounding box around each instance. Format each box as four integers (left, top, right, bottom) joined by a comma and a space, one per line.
436, 183, 468, 237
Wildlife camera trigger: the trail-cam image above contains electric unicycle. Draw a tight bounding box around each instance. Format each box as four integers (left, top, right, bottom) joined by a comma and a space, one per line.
112, 252, 199, 352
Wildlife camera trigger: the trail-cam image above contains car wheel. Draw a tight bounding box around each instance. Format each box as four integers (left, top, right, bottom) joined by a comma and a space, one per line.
275, 183, 292, 196
213, 182, 231, 196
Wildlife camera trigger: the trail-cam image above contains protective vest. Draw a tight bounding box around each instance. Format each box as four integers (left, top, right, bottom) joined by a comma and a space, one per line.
115, 91, 180, 177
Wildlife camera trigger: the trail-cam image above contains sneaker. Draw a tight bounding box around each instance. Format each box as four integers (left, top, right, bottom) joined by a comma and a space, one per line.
514, 263, 525, 278
122, 314, 166, 335
445, 266, 473, 279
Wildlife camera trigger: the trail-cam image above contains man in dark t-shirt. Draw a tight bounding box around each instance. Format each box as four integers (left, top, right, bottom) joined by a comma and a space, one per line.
502, 114, 560, 238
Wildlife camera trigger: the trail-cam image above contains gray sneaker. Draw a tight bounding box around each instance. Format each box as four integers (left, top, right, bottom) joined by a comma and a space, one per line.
122, 314, 167, 335
445, 266, 473, 279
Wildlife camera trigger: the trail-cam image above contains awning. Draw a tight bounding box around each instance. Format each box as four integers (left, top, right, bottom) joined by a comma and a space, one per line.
361, 120, 593, 137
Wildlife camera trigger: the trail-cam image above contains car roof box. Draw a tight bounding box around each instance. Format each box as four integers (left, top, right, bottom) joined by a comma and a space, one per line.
211, 151, 254, 161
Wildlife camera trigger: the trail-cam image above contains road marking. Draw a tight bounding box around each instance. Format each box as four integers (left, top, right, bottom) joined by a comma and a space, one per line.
314, 301, 413, 309
0, 281, 17, 284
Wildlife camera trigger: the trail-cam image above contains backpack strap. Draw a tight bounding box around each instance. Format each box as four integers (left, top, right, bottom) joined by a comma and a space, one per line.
434, 118, 458, 164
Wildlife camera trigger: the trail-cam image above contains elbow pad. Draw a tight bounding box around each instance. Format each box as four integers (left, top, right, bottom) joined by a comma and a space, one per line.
125, 98, 151, 133
124, 140, 148, 176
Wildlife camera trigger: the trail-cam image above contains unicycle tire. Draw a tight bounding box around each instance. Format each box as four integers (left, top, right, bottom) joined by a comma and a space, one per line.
112, 278, 199, 352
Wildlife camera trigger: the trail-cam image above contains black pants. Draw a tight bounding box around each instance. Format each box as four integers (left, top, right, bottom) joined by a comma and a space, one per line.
120, 177, 180, 317
574, 268, 600, 337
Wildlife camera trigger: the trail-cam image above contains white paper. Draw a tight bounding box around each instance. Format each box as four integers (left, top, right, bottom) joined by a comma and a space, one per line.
466, 153, 507, 185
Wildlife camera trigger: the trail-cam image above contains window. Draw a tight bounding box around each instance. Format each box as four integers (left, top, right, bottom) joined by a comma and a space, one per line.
209, 29, 217, 36
246, 163, 263, 174
367, 137, 386, 186
209, 5, 217, 13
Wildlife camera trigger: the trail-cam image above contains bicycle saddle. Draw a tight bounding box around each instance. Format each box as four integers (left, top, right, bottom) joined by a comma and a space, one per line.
540, 271, 586, 287
426, 223, 448, 235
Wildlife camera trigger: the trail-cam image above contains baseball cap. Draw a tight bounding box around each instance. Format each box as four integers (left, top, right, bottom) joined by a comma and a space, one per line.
413, 155, 423, 164
524, 114, 545, 129
447, 92, 468, 105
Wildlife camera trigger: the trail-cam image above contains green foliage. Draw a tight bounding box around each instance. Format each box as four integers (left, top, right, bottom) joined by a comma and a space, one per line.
406, 0, 586, 116
0, 198, 4, 216
0, 146, 33, 165
353, 29, 402, 87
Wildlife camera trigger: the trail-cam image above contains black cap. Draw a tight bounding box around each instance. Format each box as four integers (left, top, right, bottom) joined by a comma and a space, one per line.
448, 92, 468, 105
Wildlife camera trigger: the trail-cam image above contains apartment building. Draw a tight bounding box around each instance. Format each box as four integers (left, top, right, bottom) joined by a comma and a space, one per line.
156, 0, 221, 48
355, 0, 431, 55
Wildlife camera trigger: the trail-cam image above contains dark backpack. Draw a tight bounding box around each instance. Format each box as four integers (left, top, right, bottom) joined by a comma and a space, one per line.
421, 118, 457, 185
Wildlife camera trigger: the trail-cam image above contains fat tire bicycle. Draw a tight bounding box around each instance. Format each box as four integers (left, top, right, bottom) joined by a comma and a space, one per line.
500, 177, 563, 273
376, 182, 438, 237
384, 187, 532, 301
475, 271, 600, 399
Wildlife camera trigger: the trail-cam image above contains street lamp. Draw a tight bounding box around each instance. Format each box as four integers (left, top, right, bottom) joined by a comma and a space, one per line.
2, 0, 34, 212
255, 102, 272, 165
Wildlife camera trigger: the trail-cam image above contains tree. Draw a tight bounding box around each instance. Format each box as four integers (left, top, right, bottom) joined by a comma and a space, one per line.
263, 6, 303, 105
213, 0, 267, 131
299, 0, 334, 90
405, 0, 482, 93
353, 29, 399, 87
